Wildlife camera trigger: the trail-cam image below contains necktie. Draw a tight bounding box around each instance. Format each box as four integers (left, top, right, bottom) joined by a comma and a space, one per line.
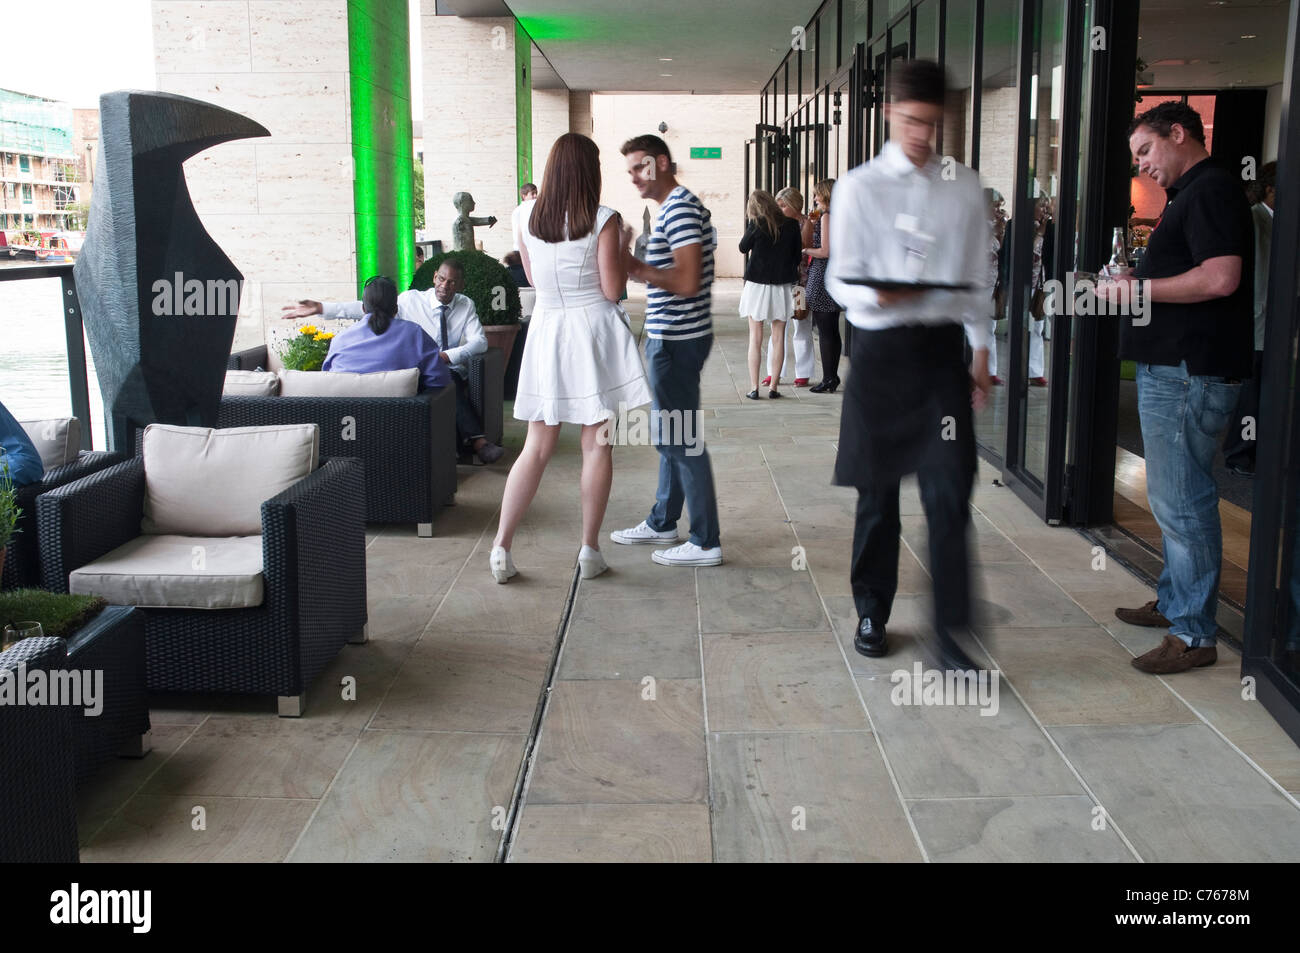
438, 305, 450, 350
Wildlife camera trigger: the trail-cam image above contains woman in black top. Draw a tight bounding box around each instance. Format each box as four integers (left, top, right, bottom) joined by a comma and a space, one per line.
739, 189, 802, 399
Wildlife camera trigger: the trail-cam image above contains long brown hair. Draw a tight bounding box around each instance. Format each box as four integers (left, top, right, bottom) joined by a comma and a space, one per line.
746, 190, 785, 241
529, 133, 601, 243
813, 178, 835, 212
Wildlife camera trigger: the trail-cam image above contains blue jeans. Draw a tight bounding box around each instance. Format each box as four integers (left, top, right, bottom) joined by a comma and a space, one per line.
1138, 361, 1241, 647
644, 334, 721, 549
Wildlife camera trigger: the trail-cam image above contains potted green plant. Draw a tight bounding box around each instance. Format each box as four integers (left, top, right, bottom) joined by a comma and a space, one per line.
412, 249, 523, 365
277, 324, 335, 371
0, 462, 20, 583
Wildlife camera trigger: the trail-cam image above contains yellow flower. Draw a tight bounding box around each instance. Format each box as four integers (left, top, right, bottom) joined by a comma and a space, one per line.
319, 332, 334, 340
313, 332, 332, 342
299, 324, 319, 336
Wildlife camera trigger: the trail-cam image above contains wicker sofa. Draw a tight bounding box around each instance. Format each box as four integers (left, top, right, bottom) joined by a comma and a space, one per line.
218, 388, 457, 536
38, 424, 367, 716
228, 343, 505, 446
3, 417, 127, 591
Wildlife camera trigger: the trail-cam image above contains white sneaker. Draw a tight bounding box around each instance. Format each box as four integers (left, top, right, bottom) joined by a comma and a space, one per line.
490, 546, 517, 583
578, 545, 608, 579
651, 541, 723, 567
610, 520, 680, 545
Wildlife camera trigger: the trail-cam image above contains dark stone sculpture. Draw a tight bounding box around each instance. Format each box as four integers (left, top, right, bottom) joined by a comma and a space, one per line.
74, 91, 269, 451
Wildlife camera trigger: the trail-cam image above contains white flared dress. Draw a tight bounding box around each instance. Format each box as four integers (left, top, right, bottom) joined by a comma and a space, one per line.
515, 205, 653, 425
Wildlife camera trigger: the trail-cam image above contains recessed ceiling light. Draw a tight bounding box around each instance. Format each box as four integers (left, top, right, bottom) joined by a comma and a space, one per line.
1240, 34, 1257, 39
660, 73, 672, 77
659, 58, 673, 62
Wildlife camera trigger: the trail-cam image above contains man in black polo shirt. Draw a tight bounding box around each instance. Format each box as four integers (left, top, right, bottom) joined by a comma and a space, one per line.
1103, 101, 1253, 675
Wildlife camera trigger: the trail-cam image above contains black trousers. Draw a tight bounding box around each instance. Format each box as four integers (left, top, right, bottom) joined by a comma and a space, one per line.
453, 374, 486, 449
851, 466, 975, 629
811, 310, 842, 380
1222, 349, 1263, 468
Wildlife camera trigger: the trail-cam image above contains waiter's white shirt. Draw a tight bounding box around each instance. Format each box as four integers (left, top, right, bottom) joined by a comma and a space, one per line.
825, 139, 991, 351
512, 198, 536, 251
321, 289, 487, 377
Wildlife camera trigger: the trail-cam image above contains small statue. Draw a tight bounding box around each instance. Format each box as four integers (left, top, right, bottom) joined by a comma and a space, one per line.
451, 191, 497, 251
633, 206, 652, 261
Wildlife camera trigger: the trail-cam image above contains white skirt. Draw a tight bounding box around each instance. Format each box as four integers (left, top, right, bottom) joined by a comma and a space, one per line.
514, 298, 654, 426
740, 281, 795, 323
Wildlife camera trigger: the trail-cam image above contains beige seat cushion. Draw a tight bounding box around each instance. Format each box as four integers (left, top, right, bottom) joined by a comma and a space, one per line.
19, 417, 81, 469
223, 370, 280, 397
141, 423, 319, 537
69, 535, 264, 609
279, 367, 418, 397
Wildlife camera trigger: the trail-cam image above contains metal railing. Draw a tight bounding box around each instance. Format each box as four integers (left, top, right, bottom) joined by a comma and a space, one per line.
0, 262, 92, 450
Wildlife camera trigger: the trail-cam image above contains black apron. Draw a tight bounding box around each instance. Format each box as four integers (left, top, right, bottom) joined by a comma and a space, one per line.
833, 322, 977, 489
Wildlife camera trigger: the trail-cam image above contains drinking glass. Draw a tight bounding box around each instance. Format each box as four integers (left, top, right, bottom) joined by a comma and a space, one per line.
2, 621, 44, 651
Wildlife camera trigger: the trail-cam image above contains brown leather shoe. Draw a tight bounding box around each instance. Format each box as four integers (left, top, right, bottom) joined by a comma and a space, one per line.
1115, 600, 1171, 627
1131, 634, 1217, 674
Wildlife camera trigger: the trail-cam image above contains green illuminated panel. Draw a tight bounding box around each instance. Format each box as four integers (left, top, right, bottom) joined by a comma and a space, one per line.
516, 20, 533, 191
348, 0, 415, 293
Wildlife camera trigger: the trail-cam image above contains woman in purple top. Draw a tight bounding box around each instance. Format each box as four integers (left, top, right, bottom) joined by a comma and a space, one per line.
322, 276, 450, 391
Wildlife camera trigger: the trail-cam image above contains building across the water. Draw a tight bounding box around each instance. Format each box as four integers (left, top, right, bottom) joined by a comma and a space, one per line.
0, 88, 83, 233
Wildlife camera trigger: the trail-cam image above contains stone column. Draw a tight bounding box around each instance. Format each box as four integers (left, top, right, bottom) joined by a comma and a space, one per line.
532, 88, 570, 186
153, 0, 360, 349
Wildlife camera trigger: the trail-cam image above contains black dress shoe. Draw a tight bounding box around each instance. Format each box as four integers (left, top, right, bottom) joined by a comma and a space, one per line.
854, 618, 888, 657
769, 389, 783, 399
745, 389, 762, 400
809, 377, 840, 394
936, 626, 980, 672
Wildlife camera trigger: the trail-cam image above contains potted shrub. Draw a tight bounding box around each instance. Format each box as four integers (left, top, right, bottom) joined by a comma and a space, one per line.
412, 250, 522, 365
0, 463, 19, 583
278, 324, 335, 371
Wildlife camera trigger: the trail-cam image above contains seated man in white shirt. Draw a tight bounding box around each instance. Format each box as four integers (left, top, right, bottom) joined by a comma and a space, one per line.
282, 258, 503, 463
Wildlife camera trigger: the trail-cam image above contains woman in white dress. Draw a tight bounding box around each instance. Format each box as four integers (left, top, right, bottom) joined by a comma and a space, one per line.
491, 132, 654, 583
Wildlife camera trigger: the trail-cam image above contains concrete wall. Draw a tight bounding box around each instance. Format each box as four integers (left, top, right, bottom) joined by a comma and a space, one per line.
589, 93, 760, 278
420, 7, 520, 261
153, 0, 359, 350
531, 88, 570, 186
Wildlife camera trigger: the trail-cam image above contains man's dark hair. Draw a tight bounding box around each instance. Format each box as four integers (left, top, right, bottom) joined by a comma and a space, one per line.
889, 59, 947, 106
520, 182, 537, 196
436, 257, 465, 280
1128, 101, 1206, 145
1259, 160, 1277, 192
620, 134, 673, 164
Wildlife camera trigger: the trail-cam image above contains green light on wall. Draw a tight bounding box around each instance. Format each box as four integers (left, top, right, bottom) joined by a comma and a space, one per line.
348, 0, 415, 293
513, 15, 597, 41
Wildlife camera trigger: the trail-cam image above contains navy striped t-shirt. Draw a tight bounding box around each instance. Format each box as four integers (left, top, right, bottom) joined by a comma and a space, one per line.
645, 185, 714, 340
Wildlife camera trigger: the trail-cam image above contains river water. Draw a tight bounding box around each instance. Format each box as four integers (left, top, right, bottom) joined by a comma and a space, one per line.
0, 268, 108, 448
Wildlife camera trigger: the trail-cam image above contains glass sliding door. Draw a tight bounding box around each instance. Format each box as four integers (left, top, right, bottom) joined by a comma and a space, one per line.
973, 0, 1020, 463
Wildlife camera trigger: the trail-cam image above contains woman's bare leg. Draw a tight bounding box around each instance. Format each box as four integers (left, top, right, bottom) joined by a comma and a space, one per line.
494, 420, 561, 550
747, 317, 764, 391
770, 319, 787, 393
579, 423, 613, 549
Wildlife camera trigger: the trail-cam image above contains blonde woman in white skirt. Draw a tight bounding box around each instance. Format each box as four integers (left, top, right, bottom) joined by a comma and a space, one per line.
739, 190, 803, 399
490, 132, 653, 584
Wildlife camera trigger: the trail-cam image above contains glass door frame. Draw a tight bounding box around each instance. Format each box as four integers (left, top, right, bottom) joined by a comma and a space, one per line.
999, 0, 1090, 524
1243, 0, 1300, 747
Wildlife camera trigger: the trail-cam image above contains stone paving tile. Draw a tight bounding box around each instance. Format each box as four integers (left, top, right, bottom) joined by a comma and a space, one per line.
509, 803, 712, 862
907, 796, 1134, 862
709, 731, 921, 862
1049, 723, 1300, 862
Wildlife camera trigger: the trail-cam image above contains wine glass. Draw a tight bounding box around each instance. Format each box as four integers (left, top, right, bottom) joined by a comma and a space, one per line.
2, 621, 43, 651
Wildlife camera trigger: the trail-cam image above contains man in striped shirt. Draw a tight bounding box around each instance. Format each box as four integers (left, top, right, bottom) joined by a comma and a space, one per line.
610, 134, 723, 567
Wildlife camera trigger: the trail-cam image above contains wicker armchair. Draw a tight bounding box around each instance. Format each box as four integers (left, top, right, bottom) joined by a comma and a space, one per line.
0, 636, 79, 862
37, 451, 367, 716
228, 343, 505, 446
3, 428, 126, 590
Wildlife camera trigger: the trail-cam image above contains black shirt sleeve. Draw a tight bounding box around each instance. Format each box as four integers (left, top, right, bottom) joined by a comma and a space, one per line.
739, 221, 756, 254
1183, 177, 1252, 265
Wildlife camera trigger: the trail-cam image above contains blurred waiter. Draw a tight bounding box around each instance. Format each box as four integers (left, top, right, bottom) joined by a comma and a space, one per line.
825, 60, 991, 672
